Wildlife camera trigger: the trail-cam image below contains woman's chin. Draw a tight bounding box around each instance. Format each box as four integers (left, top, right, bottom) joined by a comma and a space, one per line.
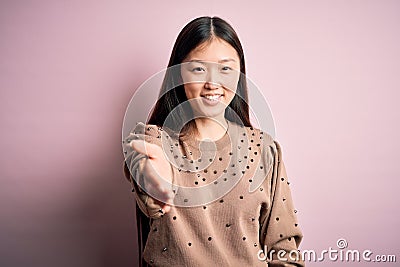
194, 108, 225, 119
194, 105, 225, 118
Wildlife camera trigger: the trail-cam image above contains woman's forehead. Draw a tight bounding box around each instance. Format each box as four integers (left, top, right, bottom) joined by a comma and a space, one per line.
186, 38, 240, 62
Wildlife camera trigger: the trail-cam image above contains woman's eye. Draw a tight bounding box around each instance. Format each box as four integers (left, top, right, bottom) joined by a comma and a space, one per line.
191, 67, 205, 72
221, 66, 232, 71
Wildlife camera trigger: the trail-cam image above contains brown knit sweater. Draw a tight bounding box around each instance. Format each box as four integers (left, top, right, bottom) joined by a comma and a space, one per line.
123, 120, 304, 266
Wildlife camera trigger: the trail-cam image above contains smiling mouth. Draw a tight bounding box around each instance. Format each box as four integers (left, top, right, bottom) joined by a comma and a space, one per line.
201, 94, 223, 101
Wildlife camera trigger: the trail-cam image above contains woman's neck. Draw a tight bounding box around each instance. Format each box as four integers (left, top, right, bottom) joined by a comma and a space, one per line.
194, 115, 228, 141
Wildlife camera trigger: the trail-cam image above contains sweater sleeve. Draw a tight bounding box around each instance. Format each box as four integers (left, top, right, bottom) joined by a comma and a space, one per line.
123, 122, 166, 219
259, 139, 304, 267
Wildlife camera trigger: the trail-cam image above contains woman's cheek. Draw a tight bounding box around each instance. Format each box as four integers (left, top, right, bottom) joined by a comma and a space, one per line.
184, 83, 202, 99
226, 93, 235, 105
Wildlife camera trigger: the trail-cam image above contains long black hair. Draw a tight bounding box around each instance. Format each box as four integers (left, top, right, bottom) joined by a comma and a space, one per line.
147, 16, 252, 135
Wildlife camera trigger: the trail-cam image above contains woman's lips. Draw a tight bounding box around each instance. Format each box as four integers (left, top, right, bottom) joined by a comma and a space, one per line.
201, 94, 223, 106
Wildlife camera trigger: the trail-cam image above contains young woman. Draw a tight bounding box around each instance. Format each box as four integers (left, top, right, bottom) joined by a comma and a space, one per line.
123, 16, 304, 266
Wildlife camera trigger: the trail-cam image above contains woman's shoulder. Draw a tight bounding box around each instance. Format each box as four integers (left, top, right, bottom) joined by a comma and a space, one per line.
241, 124, 284, 162
229, 121, 275, 147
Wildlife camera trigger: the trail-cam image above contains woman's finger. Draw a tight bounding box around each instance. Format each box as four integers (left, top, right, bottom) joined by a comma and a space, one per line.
160, 203, 171, 214
129, 139, 160, 159
142, 160, 166, 188
143, 182, 171, 202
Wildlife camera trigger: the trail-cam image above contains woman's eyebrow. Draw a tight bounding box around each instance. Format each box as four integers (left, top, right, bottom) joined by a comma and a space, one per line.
187, 59, 206, 63
218, 58, 236, 63
188, 58, 237, 63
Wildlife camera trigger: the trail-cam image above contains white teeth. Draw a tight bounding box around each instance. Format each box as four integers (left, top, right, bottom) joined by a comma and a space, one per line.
203, 95, 221, 101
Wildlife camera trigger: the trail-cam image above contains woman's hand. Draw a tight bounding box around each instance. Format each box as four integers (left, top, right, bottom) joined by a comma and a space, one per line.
130, 139, 174, 214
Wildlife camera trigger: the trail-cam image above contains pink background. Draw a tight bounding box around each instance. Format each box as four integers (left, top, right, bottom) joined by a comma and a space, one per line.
1, 1, 399, 266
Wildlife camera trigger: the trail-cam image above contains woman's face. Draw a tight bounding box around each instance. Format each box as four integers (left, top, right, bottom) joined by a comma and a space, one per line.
180, 38, 241, 119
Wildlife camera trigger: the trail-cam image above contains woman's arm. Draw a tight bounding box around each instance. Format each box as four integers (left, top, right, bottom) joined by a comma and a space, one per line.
123, 159, 166, 219
259, 140, 305, 267
123, 123, 174, 219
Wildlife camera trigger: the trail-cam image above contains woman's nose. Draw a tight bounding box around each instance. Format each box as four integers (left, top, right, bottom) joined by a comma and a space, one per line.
204, 81, 220, 90
205, 66, 221, 90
